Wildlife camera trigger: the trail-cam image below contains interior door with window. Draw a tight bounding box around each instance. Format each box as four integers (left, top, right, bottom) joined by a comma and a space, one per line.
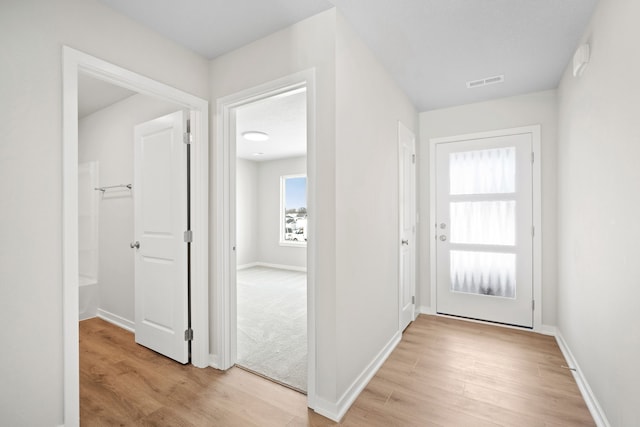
133, 110, 189, 363
435, 132, 533, 327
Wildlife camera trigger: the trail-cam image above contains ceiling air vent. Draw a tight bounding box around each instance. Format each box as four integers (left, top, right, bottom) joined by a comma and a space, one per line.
466, 74, 504, 89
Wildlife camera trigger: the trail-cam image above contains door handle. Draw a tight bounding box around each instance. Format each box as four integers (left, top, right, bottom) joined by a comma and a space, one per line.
130, 241, 140, 249
402, 239, 409, 245
439, 235, 447, 242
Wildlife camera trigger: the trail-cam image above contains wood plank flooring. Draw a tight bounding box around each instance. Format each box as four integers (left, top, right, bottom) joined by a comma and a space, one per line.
80, 315, 594, 426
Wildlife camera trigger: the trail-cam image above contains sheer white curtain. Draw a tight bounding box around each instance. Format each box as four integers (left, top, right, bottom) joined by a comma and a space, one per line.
450, 147, 515, 195
450, 201, 515, 245
449, 147, 516, 298
450, 251, 516, 298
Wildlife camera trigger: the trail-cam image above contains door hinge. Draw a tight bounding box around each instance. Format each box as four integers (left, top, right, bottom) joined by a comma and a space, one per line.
184, 328, 194, 341
184, 230, 193, 243
412, 296, 415, 304
531, 226, 535, 237
532, 300, 535, 311
412, 154, 416, 164
531, 152, 535, 163
183, 119, 192, 145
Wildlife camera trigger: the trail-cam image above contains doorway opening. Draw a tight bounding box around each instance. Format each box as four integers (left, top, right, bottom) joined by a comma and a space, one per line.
77, 72, 186, 335
63, 47, 209, 426
215, 70, 317, 406
234, 88, 308, 392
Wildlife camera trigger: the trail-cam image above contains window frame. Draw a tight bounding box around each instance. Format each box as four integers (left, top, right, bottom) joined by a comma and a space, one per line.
279, 174, 307, 247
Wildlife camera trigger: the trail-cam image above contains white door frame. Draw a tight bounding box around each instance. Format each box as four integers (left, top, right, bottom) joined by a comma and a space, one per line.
62, 46, 209, 426
215, 70, 317, 408
429, 125, 542, 330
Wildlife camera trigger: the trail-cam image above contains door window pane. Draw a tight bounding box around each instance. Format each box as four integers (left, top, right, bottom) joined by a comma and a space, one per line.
450, 250, 516, 298
450, 201, 515, 246
450, 147, 515, 195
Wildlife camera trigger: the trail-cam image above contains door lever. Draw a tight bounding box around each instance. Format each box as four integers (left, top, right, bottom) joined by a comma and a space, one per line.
130, 241, 140, 249
401, 239, 409, 245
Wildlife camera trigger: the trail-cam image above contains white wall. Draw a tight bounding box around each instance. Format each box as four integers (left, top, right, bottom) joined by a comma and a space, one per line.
556, 0, 640, 424
257, 156, 307, 268
78, 161, 99, 284
236, 158, 259, 266
0, 0, 209, 424
79, 93, 180, 324
335, 12, 418, 396
212, 10, 418, 413
236, 156, 307, 269
418, 90, 558, 326
210, 9, 339, 402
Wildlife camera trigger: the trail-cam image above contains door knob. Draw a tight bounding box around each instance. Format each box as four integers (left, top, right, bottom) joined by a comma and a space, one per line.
130, 241, 140, 249
402, 239, 409, 246
439, 235, 447, 242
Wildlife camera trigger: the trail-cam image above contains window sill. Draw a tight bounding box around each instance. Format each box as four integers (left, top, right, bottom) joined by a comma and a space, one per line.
279, 241, 307, 248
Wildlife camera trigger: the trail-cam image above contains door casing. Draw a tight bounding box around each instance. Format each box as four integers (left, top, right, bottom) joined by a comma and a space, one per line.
62, 46, 209, 427
428, 126, 542, 330
215, 70, 317, 408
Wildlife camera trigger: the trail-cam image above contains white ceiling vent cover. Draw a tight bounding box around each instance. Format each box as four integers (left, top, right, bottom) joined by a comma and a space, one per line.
466, 75, 505, 89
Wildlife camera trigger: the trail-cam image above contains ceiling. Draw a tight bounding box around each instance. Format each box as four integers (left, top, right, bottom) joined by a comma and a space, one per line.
98, 0, 333, 60
77, 72, 306, 162
235, 89, 307, 162
331, 0, 599, 110
98, 0, 598, 112
78, 72, 136, 118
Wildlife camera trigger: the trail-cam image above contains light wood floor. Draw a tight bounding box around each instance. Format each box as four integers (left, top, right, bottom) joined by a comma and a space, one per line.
80, 315, 594, 426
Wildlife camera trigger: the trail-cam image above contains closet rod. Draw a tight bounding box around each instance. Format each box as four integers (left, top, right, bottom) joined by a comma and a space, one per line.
94, 184, 132, 192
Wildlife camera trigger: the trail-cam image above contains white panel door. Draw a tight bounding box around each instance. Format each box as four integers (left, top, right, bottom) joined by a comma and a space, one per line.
399, 122, 416, 331
435, 133, 533, 327
133, 111, 189, 363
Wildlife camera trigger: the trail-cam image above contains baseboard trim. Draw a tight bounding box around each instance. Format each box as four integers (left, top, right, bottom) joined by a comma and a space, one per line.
236, 261, 307, 272
555, 331, 610, 427
419, 305, 435, 315
209, 354, 222, 370
97, 309, 135, 333
237, 262, 258, 270
536, 324, 557, 336
255, 262, 307, 272
314, 331, 402, 422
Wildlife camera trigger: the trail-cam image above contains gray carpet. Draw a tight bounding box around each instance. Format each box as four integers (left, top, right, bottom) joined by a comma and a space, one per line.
236, 266, 307, 392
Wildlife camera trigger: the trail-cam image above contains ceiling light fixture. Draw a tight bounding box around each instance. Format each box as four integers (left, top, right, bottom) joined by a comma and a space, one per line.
242, 131, 269, 141
252, 152, 265, 156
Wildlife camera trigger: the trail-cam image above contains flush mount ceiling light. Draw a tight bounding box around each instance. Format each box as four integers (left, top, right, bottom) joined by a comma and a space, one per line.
242, 131, 269, 141
252, 152, 265, 156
